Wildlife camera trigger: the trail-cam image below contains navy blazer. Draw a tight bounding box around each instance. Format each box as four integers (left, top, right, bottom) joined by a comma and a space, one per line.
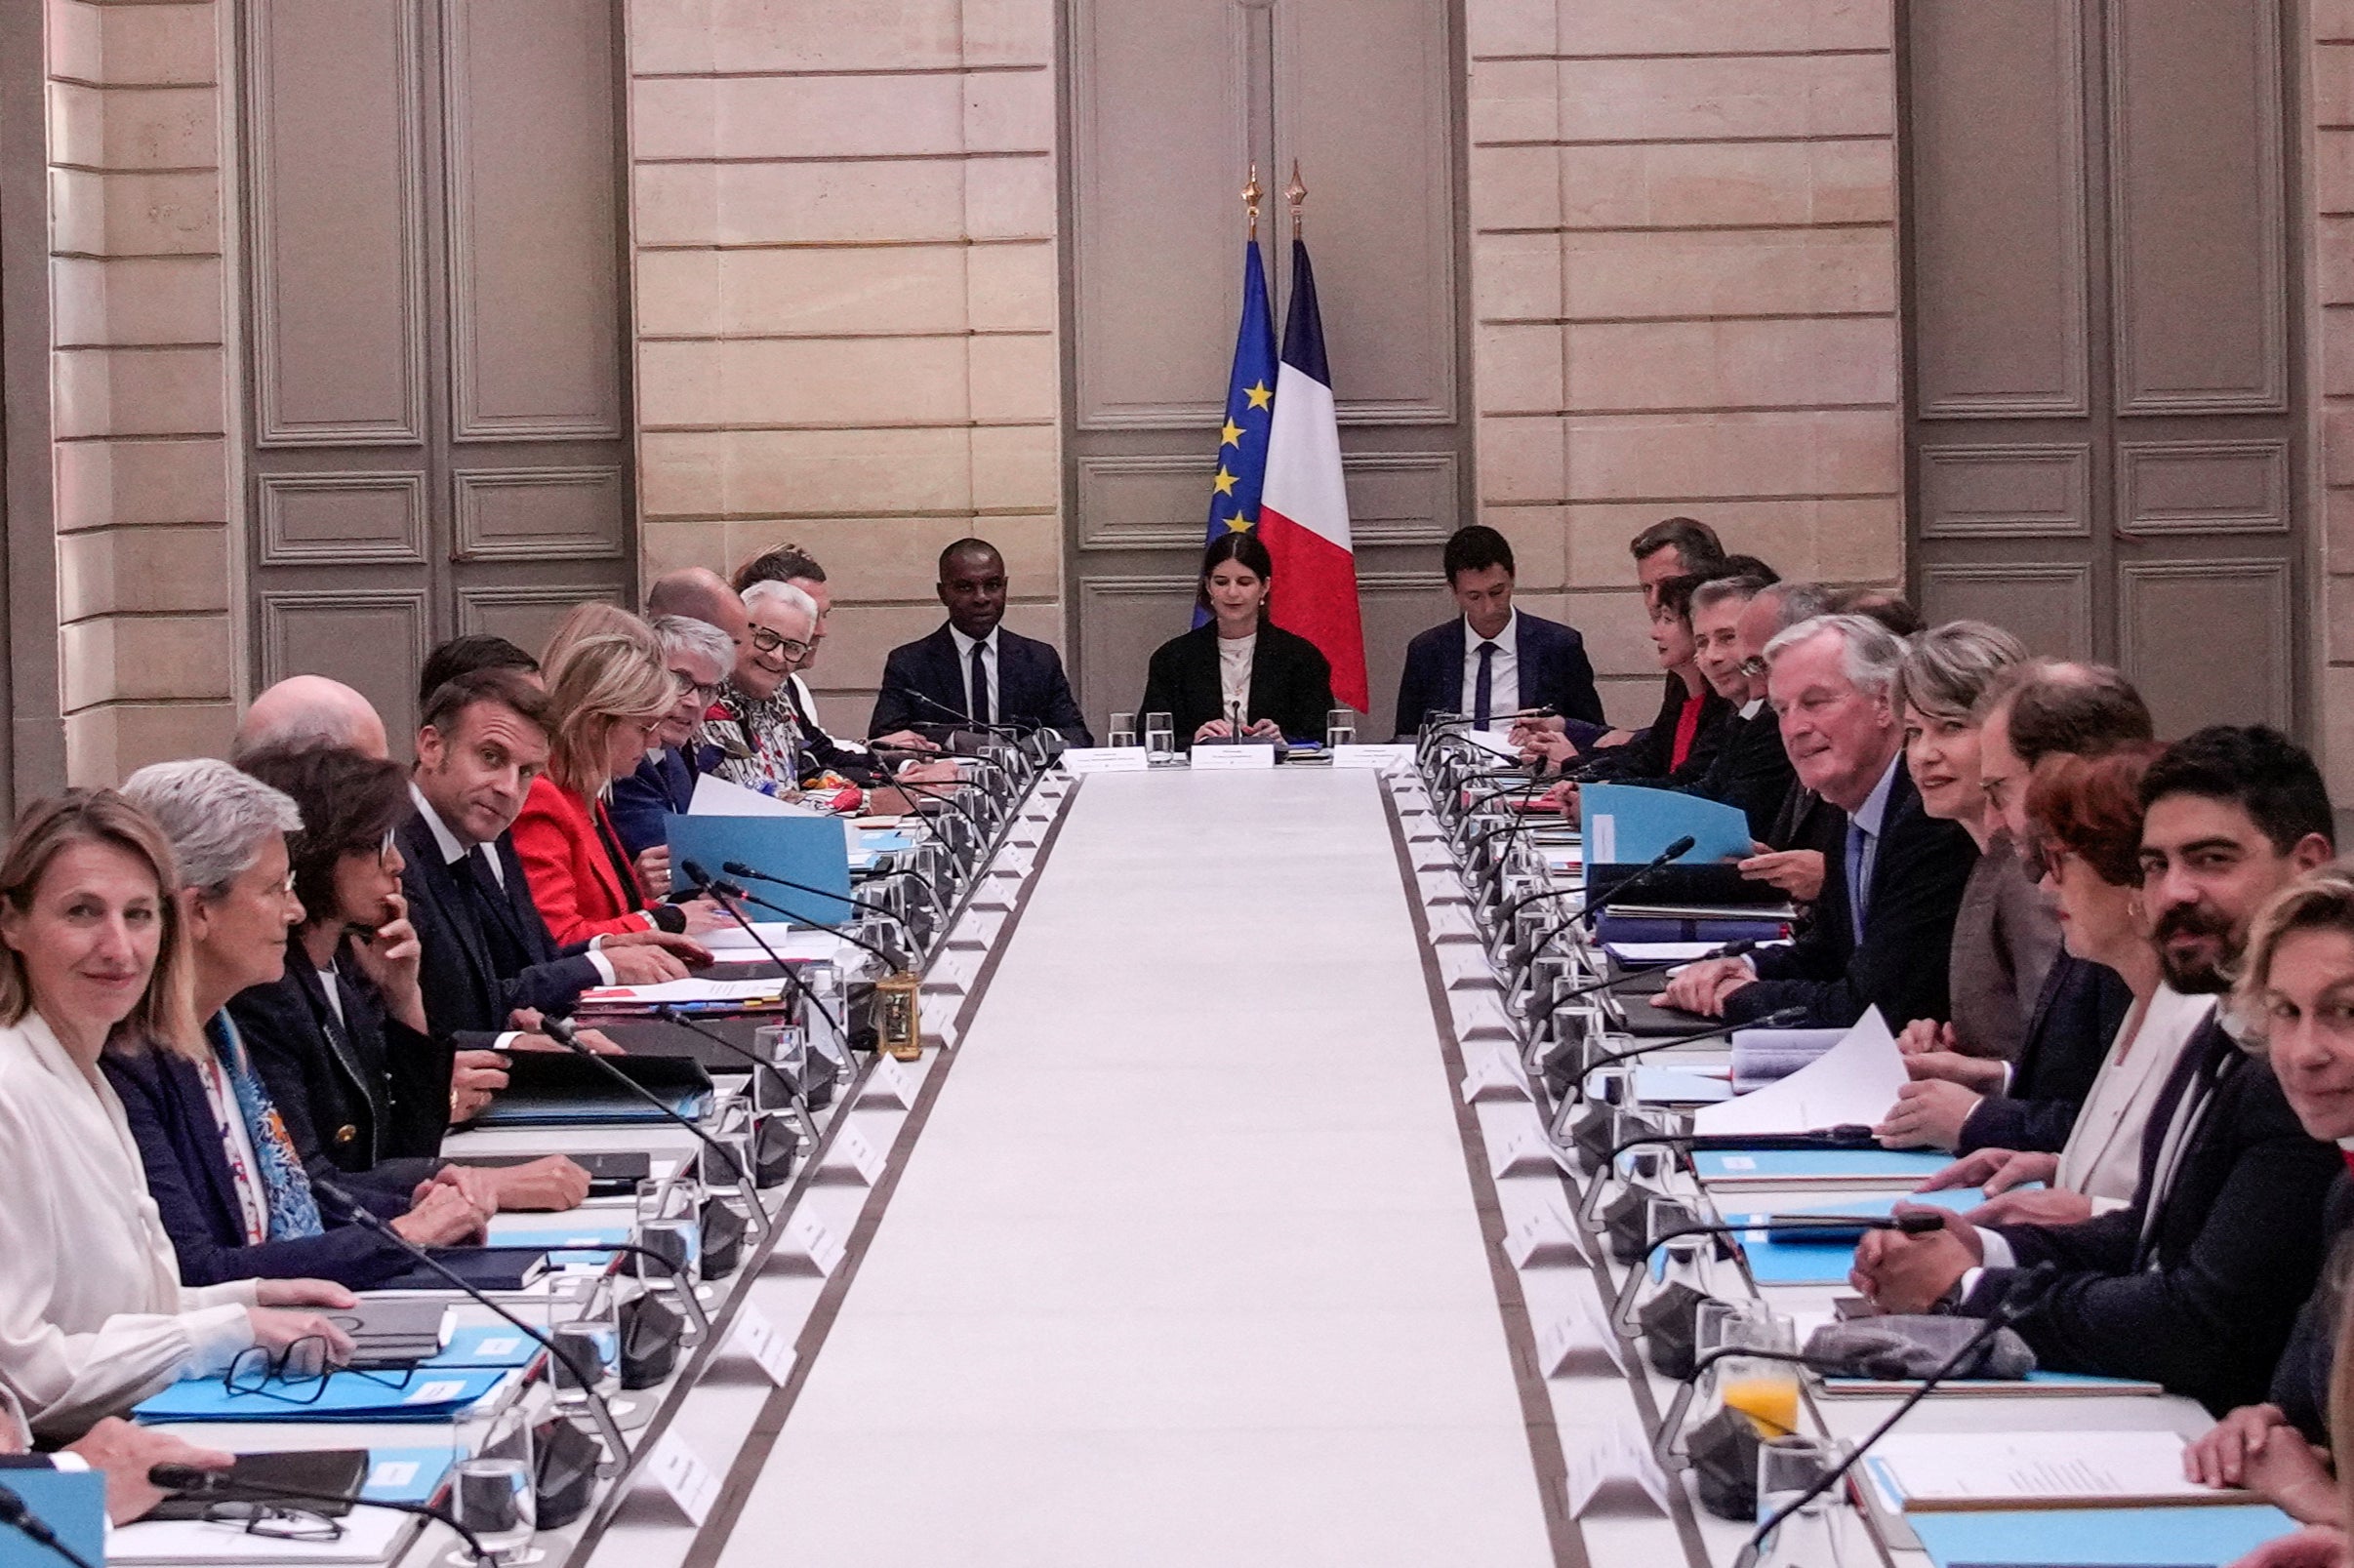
1680, 704, 1795, 842
1724, 757, 1979, 1028
398, 811, 602, 1049
101, 1025, 417, 1291
867, 623, 1093, 746
1956, 952, 2135, 1156
1392, 611, 1604, 740
608, 746, 698, 858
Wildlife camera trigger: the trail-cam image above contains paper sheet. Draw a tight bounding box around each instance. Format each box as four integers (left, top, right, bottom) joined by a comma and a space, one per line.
1691, 1006, 1904, 1137
579, 977, 787, 1004
698, 923, 847, 960
1864, 1429, 2225, 1510
688, 771, 822, 817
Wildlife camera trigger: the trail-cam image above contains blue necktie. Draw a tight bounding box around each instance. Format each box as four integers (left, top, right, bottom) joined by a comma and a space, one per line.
1845, 821, 1872, 945
1474, 641, 1496, 730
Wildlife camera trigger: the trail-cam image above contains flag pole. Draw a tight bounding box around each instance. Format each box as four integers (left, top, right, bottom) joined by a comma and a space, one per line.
1243, 162, 1263, 242
1285, 160, 1306, 239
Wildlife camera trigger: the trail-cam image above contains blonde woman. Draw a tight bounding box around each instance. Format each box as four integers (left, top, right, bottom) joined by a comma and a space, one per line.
0, 791, 355, 1440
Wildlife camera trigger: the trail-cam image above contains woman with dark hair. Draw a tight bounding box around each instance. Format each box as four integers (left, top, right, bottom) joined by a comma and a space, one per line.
228, 746, 588, 1217
1137, 532, 1336, 746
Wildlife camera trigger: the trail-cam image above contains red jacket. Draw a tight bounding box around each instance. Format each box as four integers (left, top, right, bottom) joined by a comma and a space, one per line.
509, 775, 654, 945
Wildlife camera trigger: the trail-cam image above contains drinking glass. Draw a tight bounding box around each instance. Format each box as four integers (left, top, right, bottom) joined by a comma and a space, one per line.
1717, 1307, 1802, 1440
450, 1457, 538, 1565
1144, 711, 1175, 760
750, 1022, 803, 1113
1324, 707, 1357, 748
1757, 1433, 1847, 1568
545, 1278, 621, 1414
1108, 711, 1139, 748
1647, 1194, 1717, 1296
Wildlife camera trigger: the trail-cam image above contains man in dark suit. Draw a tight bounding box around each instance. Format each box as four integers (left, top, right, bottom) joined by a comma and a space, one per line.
1660, 613, 1978, 1028
400, 666, 696, 1068
1391, 524, 1604, 740
867, 538, 1092, 745
609, 613, 734, 858
1853, 725, 2340, 1412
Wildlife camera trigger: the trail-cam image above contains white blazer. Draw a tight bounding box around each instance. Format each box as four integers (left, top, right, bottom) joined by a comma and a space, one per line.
0, 1013, 257, 1438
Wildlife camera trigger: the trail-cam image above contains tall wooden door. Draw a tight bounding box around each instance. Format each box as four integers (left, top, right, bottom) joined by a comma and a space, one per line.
1062, 0, 1473, 738
240, 0, 633, 745
1904, 0, 2303, 742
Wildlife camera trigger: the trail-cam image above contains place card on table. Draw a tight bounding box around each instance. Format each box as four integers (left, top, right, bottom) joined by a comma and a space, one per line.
643, 1431, 722, 1526
729, 1301, 797, 1388
1563, 1419, 1673, 1517
856, 1054, 920, 1110
1331, 744, 1415, 771
1489, 1119, 1578, 1181
1059, 747, 1149, 774
779, 1205, 846, 1276
815, 1121, 887, 1186
1536, 1290, 1628, 1377
1503, 1201, 1587, 1267
1189, 743, 1277, 771
1460, 1045, 1531, 1105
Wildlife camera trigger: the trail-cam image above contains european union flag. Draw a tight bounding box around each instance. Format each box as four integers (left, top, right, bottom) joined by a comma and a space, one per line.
1199, 240, 1278, 619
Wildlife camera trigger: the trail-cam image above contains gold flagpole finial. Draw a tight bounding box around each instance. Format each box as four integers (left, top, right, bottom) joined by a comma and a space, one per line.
1285, 160, 1307, 238
1242, 163, 1264, 242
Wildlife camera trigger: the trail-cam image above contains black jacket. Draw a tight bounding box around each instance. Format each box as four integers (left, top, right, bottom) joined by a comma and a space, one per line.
1139, 622, 1336, 746
1391, 611, 1604, 739
228, 938, 450, 1203
867, 623, 1093, 746
1961, 1016, 2340, 1413
1580, 678, 1733, 789
1956, 953, 2135, 1155
101, 1023, 417, 1291
398, 811, 601, 1048
1679, 703, 1796, 842
2272, 1170, 2354, 1442
1725, 757, 1978, 1027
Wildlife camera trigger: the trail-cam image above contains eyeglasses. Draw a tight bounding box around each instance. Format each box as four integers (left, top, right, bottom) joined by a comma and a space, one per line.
749, 628, 811, 661
223, 1338, 409, 1405
670, 669, 722, 704
1737, 656, 1770, 679
202, 1501, 347, 1543
376, 828, 399, 870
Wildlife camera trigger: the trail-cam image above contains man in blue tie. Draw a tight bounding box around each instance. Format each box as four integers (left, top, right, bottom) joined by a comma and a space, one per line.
1391, 524, 1605, 740
1659, 612, 1978, 1027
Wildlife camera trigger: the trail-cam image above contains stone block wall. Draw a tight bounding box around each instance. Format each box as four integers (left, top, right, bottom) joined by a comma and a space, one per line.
1463, 0, 1905, 722
627, 0, 1062, 730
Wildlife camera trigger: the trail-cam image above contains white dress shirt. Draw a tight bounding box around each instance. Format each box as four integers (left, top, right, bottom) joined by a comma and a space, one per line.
0, 1014, 257, 1438
948, 626, 1000, 726
1460, 611, 1520, 730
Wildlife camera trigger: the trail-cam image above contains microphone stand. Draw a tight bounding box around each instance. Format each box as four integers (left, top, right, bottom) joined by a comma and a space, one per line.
311, 1180, 630, 1475
536, 1020, 775, 1241
652, 1004, 823, 1155
1508, 835, 1705, 982
715, 862, 917, 970
146, 1468, 492, 1566
1730, 1266, 2060, 1568
0, 1486, 99, 1568
1612, 1212, 1944, 1325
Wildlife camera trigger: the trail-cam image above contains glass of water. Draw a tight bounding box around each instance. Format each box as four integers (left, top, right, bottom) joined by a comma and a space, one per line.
450, 1455, 538, 1565
1143, 711, 1175, 760
1108, 710, 1138, 747
544, 1277, 621, 1415
1756, 1433, 1847, 1567
1325, 707, 1357, 748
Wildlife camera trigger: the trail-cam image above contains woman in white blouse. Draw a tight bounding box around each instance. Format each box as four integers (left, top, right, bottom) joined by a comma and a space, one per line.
1921, 742, 2214, 1226
0, 789, 356, 1439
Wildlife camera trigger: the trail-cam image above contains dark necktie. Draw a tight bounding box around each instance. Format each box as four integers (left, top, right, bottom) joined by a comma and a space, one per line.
1474, 641, 1496, 730
457, 853, 530, 976
968, 639, 991, 726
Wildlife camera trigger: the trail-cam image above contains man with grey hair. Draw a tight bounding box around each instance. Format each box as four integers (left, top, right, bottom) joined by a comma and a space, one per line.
610, 614, 737, 863
1736, 581, 1844, 900
1660, 613, 1978, 1028
232, 676, 388, 763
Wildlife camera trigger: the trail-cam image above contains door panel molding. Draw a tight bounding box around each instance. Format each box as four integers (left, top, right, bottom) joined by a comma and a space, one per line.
2115, 439, 2290, 537
257, 470, 430, 565
453, 464, 628, 561
1919, 561, 2094, 659
2118, 558, 2292, 731
1918, 443, 2092, 540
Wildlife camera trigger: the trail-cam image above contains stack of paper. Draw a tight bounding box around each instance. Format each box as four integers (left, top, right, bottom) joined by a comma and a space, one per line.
1861, 1430, 2237, 1511
1692, 1007, 1904, 1138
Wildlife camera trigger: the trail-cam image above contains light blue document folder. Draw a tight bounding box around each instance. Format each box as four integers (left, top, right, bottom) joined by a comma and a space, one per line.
0, 1469, 102, 1568
1908, 1504, 2295, 1567
364, 1446, 463, 1506
1692, 1147, 1953, 1184
1580, 784, 1753, 869
135, 1367, 508, 1424
1719, 1188, 1989, 1283
665, 813, 852, 923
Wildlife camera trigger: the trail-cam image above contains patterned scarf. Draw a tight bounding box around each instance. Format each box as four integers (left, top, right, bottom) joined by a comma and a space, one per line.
206, 1013, 324, 1241
710, 680, 806, 793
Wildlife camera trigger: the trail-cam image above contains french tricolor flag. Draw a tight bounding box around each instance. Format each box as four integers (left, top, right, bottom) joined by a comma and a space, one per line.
1259, 238, 1369, 712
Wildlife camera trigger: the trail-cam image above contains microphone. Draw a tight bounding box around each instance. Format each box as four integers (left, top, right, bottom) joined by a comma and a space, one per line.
1730, 1264, 2061, 1568
1571, 1005, 1808, 1101
716, 863, 909, 945
0, 1484, 99, 1568
308, 1177, 629, 1474
534, 1018, 773, 1239
887, 684, 1033, 740
1508, 833, 1704, 970
1543, 941, 1760, 1012
146, 1466, 492, 1566
682, 857, 903, 986
888, 778, 993, 854
650, 1004, 827, 1142
675, 862, 879, 1057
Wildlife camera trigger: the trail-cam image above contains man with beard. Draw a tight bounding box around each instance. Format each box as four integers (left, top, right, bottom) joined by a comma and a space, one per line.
1851, 726, 2339, 1413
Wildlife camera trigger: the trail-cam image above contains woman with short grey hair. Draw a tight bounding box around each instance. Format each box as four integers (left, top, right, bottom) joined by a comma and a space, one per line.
1877, 621, 2062, 1146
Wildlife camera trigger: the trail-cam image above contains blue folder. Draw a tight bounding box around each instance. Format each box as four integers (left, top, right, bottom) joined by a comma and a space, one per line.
489, 1215, 632, 1266
1909, 1505, 2296, 1568
135, 1367, 510, 1424
666, 813, 851, 923
0, 1469, 102, 1568
1693, 1147, 1953, 1185
1580, 784, 1753, 869
1633, 1066, 1734, 1104
1719, 1189, 1990, 1284
418, 1325, 545, 1372
363, 1446, 464, 1506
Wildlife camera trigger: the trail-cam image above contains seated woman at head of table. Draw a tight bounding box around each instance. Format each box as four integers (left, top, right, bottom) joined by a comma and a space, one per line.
1137, 531, 1336, 748
0, 788, 356, 1441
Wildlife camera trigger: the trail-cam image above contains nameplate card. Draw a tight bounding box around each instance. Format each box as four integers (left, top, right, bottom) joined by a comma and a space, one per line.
782, 1206, 845, 1275
1331, 744, 1415, 772
1460, 1046, 1531, 1105
1189, 743, 1277, 771
1537, 1291, 1630, 1378
1060, 747, 1149, 774
1489, 1121, 1579, 1181
816, 1121, 886, 1186
1563, 1419, 1673, 1518
857, 1055, 919, 1110
644, 1431, 722, 1526
729, 1302, 797, 1388
1503, 1202, 1587, 1267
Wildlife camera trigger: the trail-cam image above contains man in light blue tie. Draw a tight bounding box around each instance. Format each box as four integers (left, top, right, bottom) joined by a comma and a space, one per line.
1659, 612, 1979, 1027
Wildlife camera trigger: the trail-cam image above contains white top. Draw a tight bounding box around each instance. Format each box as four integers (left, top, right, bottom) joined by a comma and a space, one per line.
1460, 611, 1520, 729
2054, 985, 2215, 1209
947, 625, 1000, 726
0, 1014, 257, 1438
1217, 632, 1258, 713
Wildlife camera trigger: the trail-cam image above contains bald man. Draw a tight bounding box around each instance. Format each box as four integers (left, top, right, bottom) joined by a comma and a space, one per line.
232, 675, 389, 761
645, 568, 751, 649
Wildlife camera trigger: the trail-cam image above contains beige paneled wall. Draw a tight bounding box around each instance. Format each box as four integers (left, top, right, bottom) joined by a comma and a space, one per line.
628, 0, 1061, 729
2315, 2, 2354, 801
1463, 0, 1904, 723
46, 0, 237, 784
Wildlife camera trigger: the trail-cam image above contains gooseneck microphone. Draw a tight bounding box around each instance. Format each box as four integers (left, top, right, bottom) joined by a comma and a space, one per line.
146, 1466, 492, 1566
309, 1177, 629, 1474
678, 860, 885, 1035
887, 685, 1035, 741
1543, 941, 1761, 1009
1570, 1004, 1808, 1101
712, 861, 913, 970
0, 1485, 99, 1568
1510, 832, 1702, 966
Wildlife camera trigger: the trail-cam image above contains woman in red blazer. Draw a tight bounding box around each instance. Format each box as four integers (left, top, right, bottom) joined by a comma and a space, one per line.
512, 620, 720, 945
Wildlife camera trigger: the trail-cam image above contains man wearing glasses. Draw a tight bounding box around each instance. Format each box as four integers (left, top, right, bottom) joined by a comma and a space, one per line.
608, 614, 737, 861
